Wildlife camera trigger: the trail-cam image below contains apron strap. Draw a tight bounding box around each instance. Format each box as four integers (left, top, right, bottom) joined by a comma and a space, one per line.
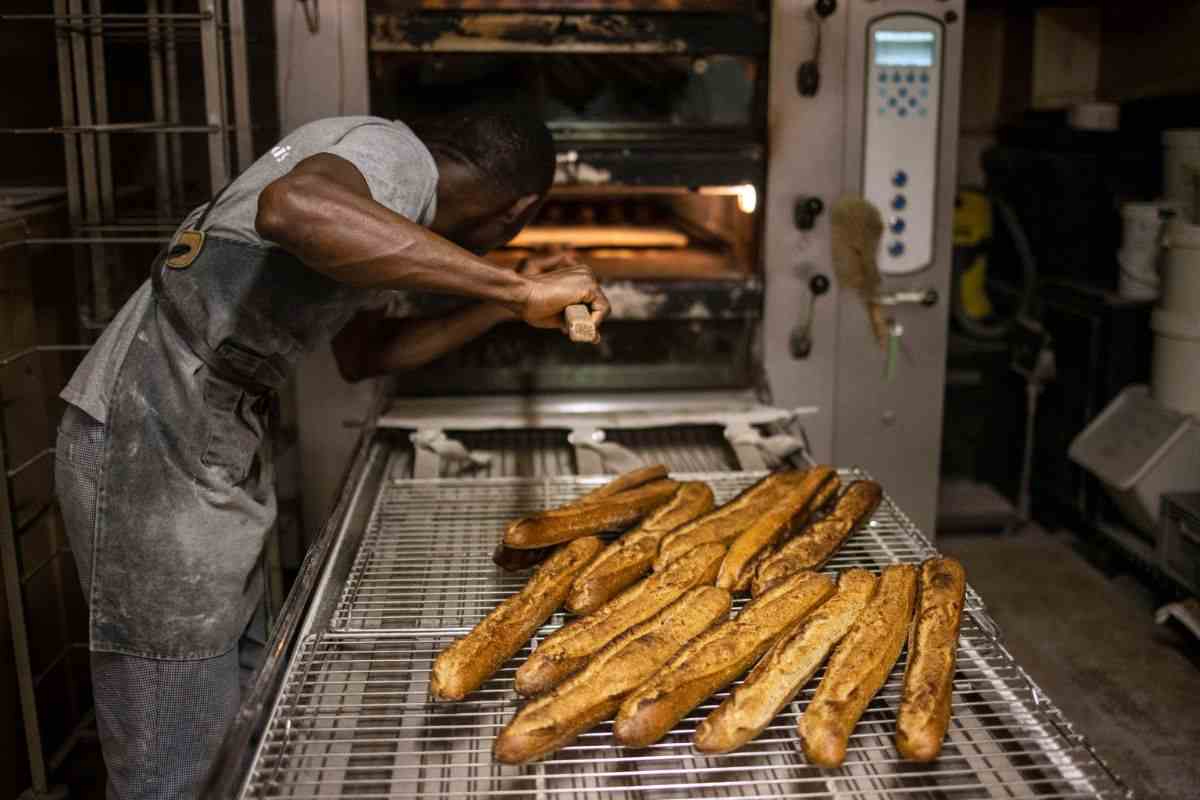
152, 179, 281, 396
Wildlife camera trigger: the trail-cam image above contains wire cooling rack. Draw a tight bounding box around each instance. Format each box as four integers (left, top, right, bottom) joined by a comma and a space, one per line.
240, 469, 1130, 799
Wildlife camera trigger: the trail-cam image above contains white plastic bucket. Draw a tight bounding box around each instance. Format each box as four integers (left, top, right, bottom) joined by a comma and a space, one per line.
1151, 308, 1200, 417
1163, 129, 1200, 214
1119, 202, 1181, 300
1162, 218, 1200, 315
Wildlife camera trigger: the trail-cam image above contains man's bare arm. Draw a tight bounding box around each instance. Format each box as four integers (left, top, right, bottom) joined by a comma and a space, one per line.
255, 153, 608, 328
332, 303, 514, 382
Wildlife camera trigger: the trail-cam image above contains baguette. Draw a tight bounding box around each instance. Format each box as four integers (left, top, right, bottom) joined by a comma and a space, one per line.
504, 479, 680, 549
493, 466, 670, 571
613, 570, 835, 748
752, 481, 882, 596
896, 557, 967, 762
567, 482, 715, 614
516, 542, 726, 696
695, 569, 877, 753
798, 563, 919, 767
494, 586, 732, 765
716, 467, 838, 591
654, 471, 809, 571
575, 464, 669, 504
430, 537, 604, 701
729, 477, 839, 594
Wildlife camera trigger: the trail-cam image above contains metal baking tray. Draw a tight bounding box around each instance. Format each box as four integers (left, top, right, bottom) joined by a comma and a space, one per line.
236, 466, 1130, 798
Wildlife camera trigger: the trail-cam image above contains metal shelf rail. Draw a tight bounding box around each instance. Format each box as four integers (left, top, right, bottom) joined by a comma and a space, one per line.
0, 2, 254, 796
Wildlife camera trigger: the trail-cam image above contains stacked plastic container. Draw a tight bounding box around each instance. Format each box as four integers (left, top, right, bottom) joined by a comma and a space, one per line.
1155, 220, 1200, 417
1154, 129, 1200, 419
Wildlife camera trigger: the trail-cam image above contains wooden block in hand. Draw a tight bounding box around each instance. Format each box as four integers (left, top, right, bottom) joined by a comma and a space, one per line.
564, 304, 596, 343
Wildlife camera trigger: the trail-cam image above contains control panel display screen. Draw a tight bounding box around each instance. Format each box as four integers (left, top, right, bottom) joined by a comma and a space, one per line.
873, 30, 936, 67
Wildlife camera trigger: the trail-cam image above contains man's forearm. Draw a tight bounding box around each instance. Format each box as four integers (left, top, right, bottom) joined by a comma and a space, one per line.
355, 304, 514, 378
256, 159, 529, 308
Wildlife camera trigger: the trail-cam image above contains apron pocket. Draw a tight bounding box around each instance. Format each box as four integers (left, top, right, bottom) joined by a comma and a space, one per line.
200, 372, 264, 485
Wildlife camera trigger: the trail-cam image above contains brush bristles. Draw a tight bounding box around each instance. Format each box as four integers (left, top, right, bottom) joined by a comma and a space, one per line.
830, 196, 884, 296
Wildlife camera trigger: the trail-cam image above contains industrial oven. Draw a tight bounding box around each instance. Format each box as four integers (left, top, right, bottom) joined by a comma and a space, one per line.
204, 1, 1129, 797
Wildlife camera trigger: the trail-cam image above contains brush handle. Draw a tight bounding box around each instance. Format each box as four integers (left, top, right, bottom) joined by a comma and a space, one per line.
565, 304, 597, 343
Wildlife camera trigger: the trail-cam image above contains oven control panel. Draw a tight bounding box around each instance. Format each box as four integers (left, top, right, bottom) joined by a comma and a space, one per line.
863, 14, 942, 275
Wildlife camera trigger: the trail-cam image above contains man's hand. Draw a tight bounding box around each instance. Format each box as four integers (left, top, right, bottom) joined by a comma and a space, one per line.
509, 252, 611, 337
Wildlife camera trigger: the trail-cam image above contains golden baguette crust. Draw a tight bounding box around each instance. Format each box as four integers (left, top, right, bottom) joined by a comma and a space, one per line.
798, 563, 918, 767
716, 467, 838, 591
695, 569, 877, 753
493, 466, 670, 571
731, 477, 844, 593
654, 471, 808, 571
430, 537, 604, 702
752, 481, 882, 596
516, 542, 726, 696
896, 557, 967, 762
494, 586, 731, 765
575, 464, 669, 505
613, 570, 835, 748
504, 479, 680, 549
567, 482, 715, 614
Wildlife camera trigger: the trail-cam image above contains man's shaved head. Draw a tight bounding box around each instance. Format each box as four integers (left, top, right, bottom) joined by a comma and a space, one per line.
409, 102, 556, 206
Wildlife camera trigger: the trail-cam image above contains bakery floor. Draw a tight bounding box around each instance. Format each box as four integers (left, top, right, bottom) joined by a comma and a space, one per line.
938, 523, 1200, 800
48, 525, 1200, 799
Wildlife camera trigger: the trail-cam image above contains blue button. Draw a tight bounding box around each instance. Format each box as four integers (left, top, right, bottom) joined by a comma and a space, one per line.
920, 73, 929, 83
892, 195, 907, 210
893, 71, 902, 81
888, 241, 905, 257
878, 72, 887, 82
890, 217, 906, 234
899, 87, 908, 97
898, 107, 908, 117
906, 72, 915, 82
893, 170, 908, 187
909, 97, 918, 107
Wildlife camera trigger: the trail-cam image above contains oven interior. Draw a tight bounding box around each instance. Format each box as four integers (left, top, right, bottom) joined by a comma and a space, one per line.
370, 50, 768, 394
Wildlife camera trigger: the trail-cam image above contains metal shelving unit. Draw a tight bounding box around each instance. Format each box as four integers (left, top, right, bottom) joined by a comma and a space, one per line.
0, 3, 254, 796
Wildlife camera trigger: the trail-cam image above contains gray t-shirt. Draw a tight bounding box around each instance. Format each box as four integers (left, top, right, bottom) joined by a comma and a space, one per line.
62, 116, 438, 423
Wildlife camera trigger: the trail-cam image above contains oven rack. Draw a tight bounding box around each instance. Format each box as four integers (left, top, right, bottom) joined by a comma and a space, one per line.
238, 469, 1130, 799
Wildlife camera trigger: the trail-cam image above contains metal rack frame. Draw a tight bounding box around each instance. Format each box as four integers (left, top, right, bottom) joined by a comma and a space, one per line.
211, 448, 1132, 799
0, 3, 255, 796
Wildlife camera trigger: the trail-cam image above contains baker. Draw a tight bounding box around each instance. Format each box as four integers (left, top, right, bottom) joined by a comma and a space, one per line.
54, 105, 609, 799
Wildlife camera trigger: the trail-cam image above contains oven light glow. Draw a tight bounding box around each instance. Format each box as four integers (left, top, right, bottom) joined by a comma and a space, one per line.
736, 184, 757, 214
697, 184, 758, 214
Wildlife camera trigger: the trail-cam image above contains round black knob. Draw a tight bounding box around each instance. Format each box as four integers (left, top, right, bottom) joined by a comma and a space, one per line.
805, 197, 825, 216
922, 289, 939, 306
810, 273, 831, 295
816, 0, 837, 18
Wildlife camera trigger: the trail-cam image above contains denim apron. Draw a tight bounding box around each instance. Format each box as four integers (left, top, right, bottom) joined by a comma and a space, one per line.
92, 197, 374, 658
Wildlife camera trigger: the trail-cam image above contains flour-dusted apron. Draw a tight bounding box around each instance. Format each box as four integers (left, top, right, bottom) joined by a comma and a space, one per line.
91, 195, 374, 658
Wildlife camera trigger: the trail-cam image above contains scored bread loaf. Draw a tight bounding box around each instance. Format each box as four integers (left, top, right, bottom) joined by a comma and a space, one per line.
566, 481, 715, 614
613, 570, 835, 748
503, 479, 680, 549
798, 563, 918, 767
493, 586, 732, 765
430, 537, 603, 702
752, 481, 882, 596
896, 557, 967, 762
515, 542, 726, 697
653, 471, 810, 571
493, 465, 669, 570
715, 467, 838, 591
694, 568, 877, 753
